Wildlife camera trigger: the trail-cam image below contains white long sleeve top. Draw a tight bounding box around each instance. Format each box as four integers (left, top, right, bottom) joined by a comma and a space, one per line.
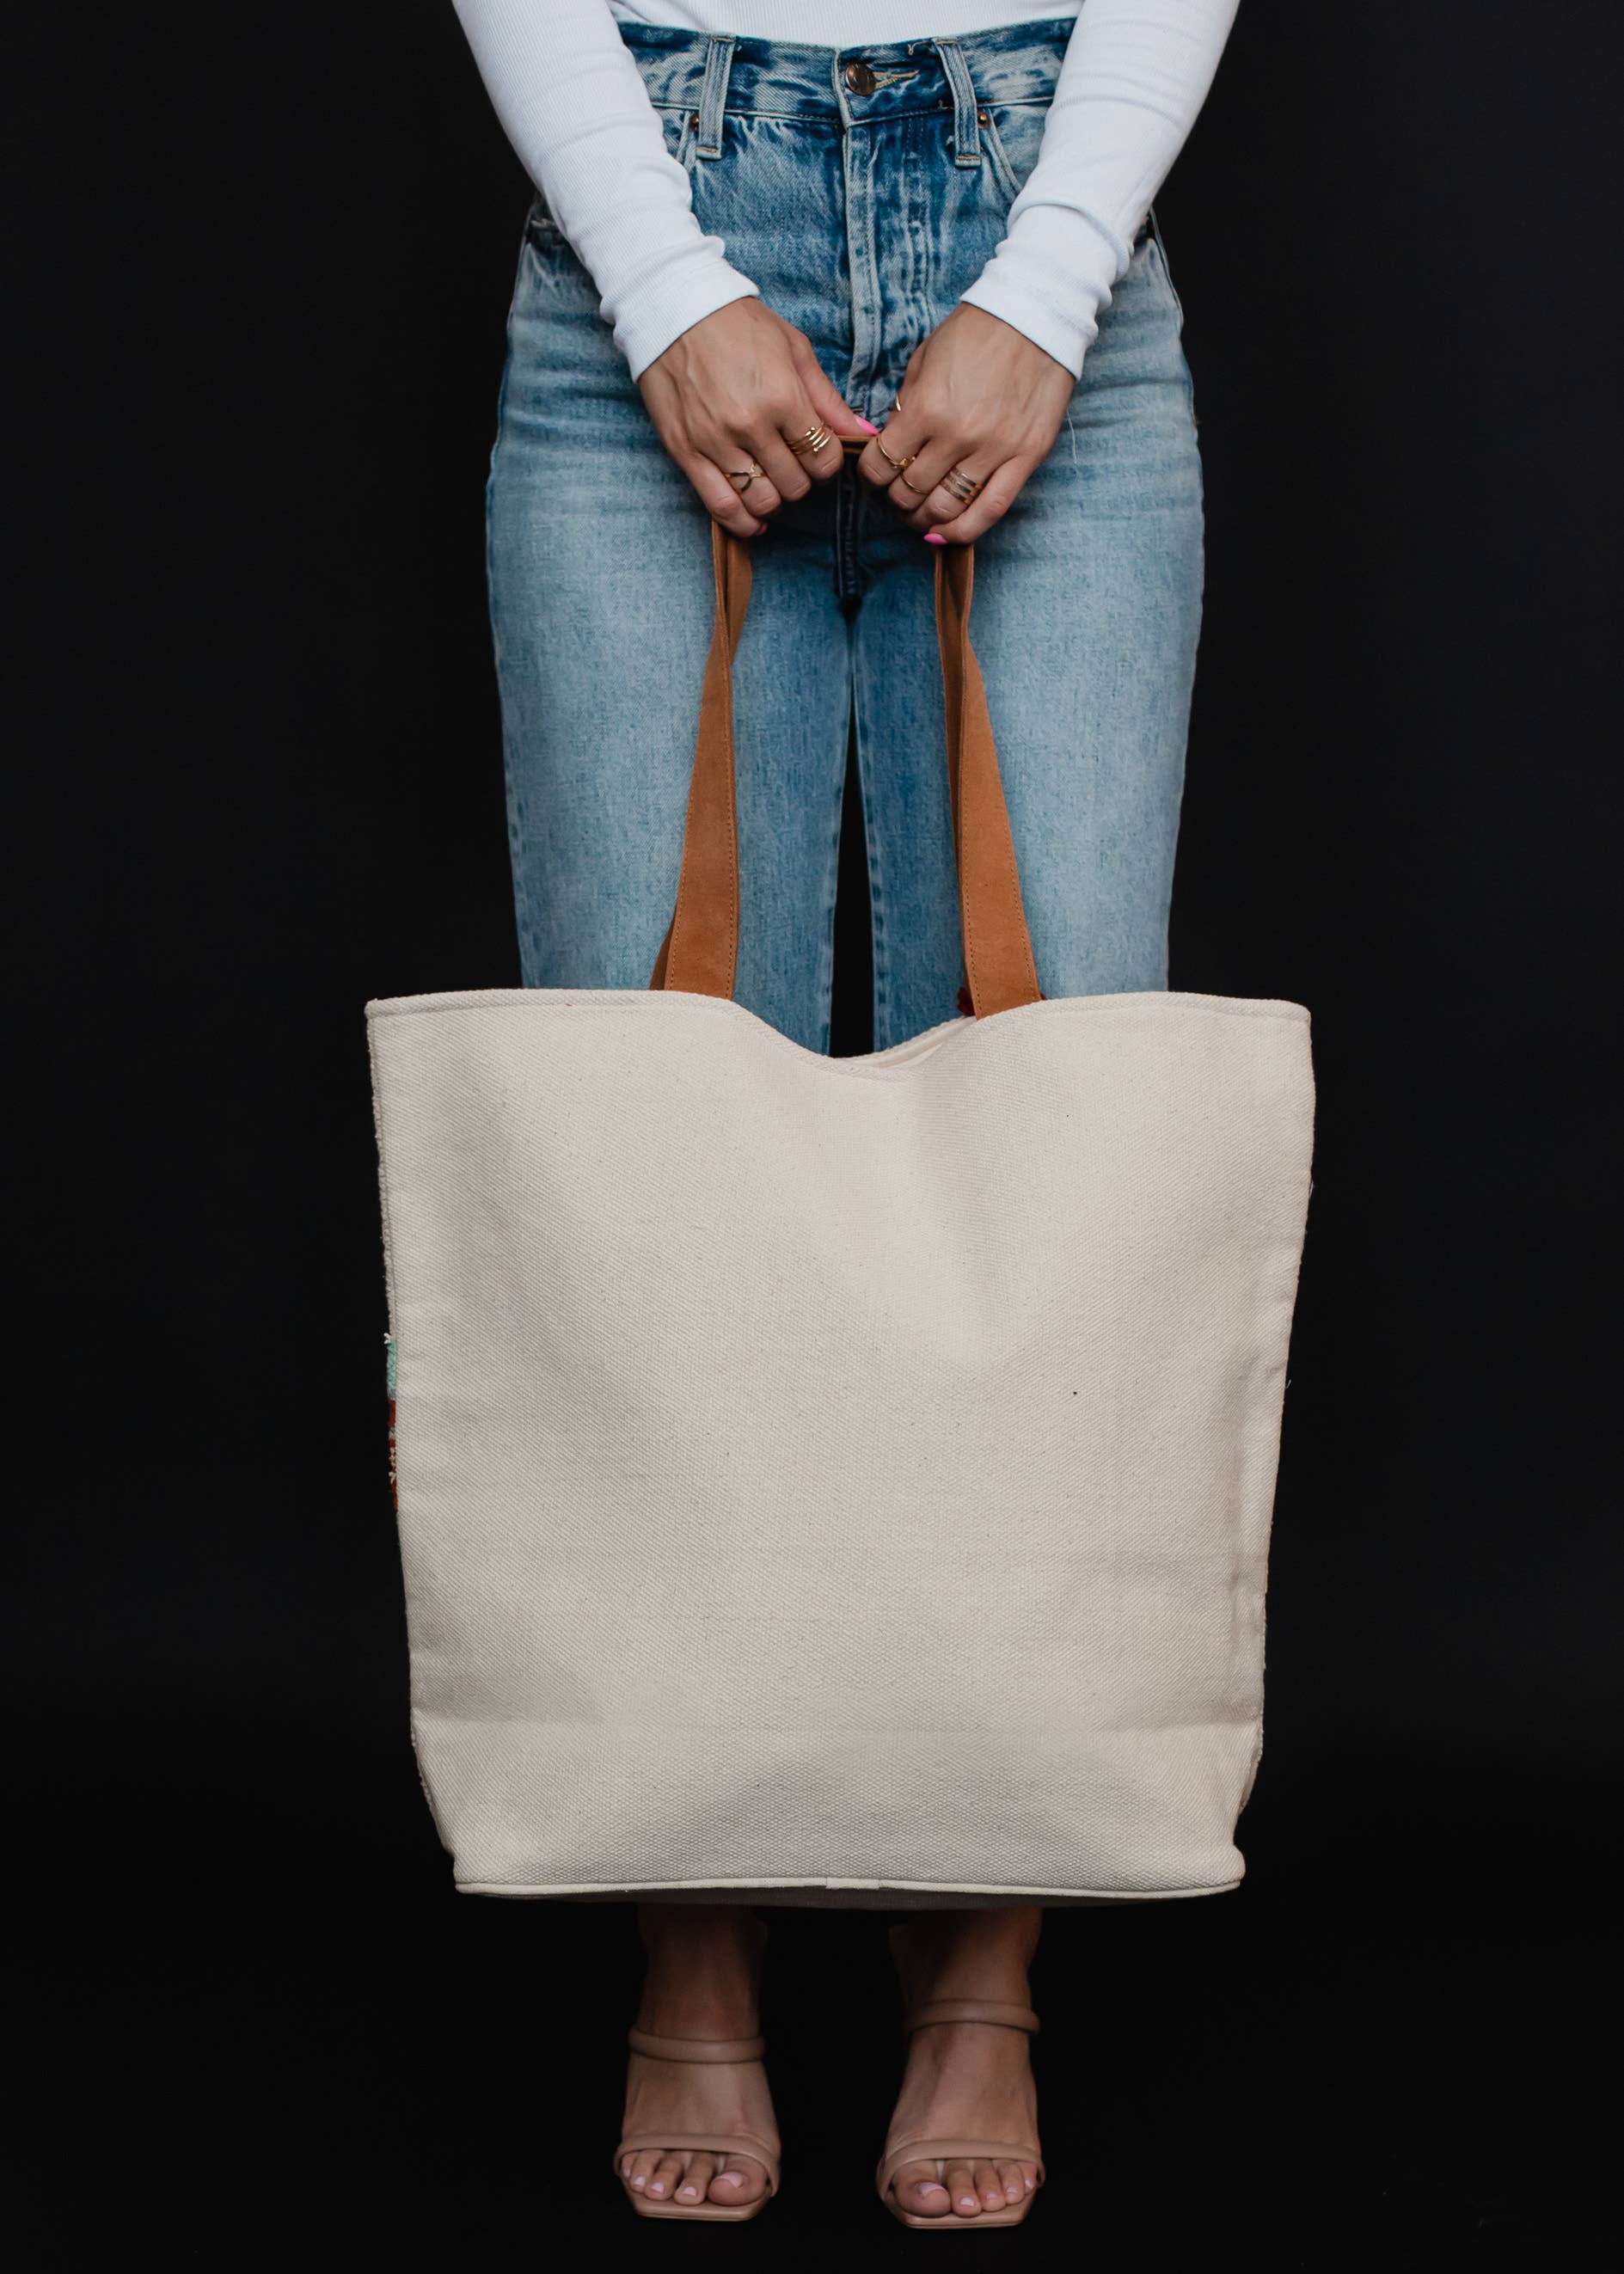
450, 2, 1238, 381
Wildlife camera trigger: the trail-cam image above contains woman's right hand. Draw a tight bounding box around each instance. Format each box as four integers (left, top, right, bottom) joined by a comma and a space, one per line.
638, 300, 875, 536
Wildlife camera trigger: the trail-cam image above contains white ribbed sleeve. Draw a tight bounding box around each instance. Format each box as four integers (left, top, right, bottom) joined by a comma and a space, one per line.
959, 0, 1238, 372
450, 3, 1238, 382
450, 0, 759, 379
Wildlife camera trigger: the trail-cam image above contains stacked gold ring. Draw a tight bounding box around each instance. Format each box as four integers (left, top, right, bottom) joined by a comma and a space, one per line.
789, 423, 832, 457
941, 465, 984, 504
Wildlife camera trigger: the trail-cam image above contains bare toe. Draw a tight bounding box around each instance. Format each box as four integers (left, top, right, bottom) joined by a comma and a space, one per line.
944, 2159, 982, 2216
710, 2157, 767, 2204
994, 2158, 1026, 2203
647, 2151, 686, 2201
674, 2152, 714, 2204
893, 2161, 953, 2217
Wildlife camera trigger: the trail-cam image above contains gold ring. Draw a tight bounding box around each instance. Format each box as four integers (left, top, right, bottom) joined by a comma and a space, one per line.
898, 467, 932, 496
873, 437, 916, 477
941, 464, 984, 504
727, 462, 768, 488
788, 423, 832, 456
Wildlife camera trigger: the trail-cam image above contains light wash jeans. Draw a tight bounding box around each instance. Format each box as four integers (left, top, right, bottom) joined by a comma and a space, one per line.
487, 17, 1203, 1052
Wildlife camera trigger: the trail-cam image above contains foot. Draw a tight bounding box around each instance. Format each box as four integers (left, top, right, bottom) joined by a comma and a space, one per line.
618, 1907, 778, 2210
882, 1910, 1043, 2222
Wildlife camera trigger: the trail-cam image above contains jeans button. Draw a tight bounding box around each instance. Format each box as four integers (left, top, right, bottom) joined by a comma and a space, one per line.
844, 59, 877, 95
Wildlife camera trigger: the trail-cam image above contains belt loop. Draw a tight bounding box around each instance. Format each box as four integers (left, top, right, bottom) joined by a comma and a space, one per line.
934, 38, 982, 168
695, 35, 736, 161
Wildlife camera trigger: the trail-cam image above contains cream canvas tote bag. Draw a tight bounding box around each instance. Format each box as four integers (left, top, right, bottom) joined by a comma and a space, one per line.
366, 525, 1315, 1907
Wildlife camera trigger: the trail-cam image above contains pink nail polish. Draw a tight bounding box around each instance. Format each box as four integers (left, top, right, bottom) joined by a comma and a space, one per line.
854, 414, 879, 433
924, 530, 947, 546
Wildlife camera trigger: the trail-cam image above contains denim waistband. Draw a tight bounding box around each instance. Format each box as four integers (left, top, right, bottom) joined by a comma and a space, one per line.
617, 15, 1074, 132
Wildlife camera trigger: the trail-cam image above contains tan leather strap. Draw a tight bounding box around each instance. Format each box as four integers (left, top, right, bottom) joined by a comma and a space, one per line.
931, 541, 1043, 1015
903, 1996, 1040, 2036
626, 2026, 766, 2063
652, 518, 1042, 1018
650, 523, 751, 1001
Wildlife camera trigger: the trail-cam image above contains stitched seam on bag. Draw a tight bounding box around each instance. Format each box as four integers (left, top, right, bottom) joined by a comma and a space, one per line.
365, 992, 1310, 1085
456, 1876, 1245, 1899
365, 1021, 402, 1374
365, 994, 1307, 1025
364, 993, 1308, 1037
365, 1022, 447, 1848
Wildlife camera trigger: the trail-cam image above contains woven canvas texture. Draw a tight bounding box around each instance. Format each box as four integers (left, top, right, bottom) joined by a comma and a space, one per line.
365, 987, 1314, 1903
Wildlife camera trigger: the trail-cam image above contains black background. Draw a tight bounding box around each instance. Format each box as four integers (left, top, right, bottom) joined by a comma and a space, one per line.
9, 3, 1618, 2259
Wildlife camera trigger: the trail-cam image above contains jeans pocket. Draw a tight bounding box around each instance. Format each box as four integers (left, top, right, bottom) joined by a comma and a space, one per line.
977, 101, 1050, 214
655, 101, 699, 173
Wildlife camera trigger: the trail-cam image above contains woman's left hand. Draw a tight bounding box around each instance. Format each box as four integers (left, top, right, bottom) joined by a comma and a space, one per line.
855, 304, 1076, 542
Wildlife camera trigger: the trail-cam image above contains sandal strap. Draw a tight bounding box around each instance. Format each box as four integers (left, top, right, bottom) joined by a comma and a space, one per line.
614, 2130, 780, 2193
626, 2026, 765, 2063
903, 1997, 1040, 2036
876, 2135, 1046, 2195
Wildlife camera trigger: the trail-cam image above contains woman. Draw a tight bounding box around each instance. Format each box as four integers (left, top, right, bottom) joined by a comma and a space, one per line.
451, 0, 1238, 2227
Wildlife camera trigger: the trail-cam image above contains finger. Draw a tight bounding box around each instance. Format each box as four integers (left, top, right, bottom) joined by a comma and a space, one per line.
778, 420, 842, 487
771, 401, 852, 488
692, 404, 800, 512
787, 334, 878, 475
854, 403, 931, 492
683, 451, 769, 536
927, 457, 1031, 542
895, 451, 996, 532
855, 342, 930, 487
884, 430, 968, 524
724, 454, 787, 517
751, 419, 818, 503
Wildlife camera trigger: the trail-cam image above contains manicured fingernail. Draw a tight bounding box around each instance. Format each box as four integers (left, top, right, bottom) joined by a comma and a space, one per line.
924, 530, 947, 546
854, 414, 879, 432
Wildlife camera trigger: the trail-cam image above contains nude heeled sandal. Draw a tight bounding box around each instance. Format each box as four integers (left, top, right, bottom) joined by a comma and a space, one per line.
613, 2027, 781, 2222
875, 1925, 1045, 2230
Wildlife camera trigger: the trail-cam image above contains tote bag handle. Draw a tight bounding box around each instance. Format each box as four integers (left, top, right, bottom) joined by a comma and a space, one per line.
650, 512, 1043, 1019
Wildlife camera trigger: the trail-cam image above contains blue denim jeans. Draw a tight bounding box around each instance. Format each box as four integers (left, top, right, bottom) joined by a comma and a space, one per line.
487, 17, 1203, 1052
